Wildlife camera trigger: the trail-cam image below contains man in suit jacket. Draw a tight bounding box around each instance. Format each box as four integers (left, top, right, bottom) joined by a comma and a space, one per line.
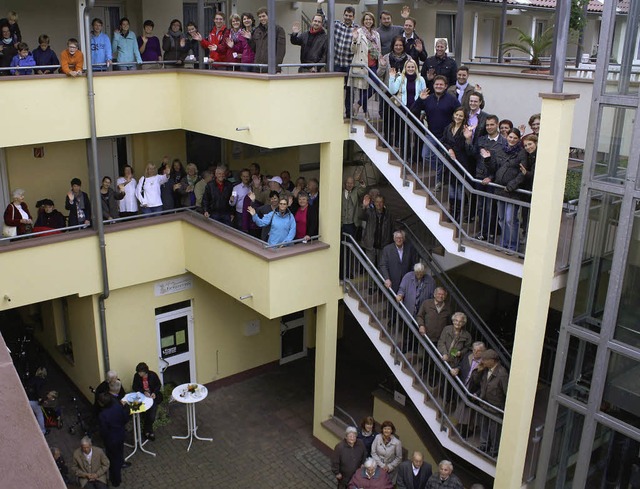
380, 230, 418, 293
396, 451, 432, 489
71, 436, 110, 488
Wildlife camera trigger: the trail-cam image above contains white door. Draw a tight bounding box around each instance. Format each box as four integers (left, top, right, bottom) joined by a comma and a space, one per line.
156, 305, 196, 386
280, 312, 307, 364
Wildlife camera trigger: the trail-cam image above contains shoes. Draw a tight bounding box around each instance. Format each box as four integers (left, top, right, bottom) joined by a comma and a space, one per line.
504, 250, 515, 256
122, 462, 132, 469
475, 233, 487, 241
434, 182, 442, 191
145, 432, 156, 441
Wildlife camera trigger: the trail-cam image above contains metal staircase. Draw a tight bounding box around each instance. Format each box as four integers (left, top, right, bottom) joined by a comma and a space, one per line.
342, 233, 504, 476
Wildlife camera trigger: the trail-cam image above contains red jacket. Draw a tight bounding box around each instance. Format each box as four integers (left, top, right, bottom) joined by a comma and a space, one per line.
200, 26, 229, 63
4, 202, 32, 235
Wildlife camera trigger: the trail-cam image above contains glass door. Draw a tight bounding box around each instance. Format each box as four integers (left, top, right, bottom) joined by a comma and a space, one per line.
156, 303, 195, 386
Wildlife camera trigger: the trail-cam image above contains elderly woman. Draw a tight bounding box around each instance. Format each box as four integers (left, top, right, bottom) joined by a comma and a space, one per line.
370, 420, 402, 483
247, 197, 296, 246
437, 312, 473, 368
348, 11, 381, 118
348, 457, 393, 489
176, 162, 200, 207
3, 188, 33, 237
331, 426, 367, 489
396, 262, 436, 317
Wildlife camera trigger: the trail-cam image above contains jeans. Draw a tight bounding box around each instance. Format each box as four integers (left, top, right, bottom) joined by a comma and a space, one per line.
497, 201, 520, 251
476, 184, 497, 237
421, 144, 443, 184
29, 400, 46, 433
141, 206, 162, 215
116, 64, 137, 71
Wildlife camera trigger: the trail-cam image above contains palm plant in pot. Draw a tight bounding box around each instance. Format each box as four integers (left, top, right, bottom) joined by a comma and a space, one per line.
501, 27, 554, 68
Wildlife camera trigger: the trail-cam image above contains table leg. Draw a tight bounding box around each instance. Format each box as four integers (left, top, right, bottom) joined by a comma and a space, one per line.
172, 403, 212, 451
126, 412, 156, 460
192, 403, 213, 443
138, 412, 156, 457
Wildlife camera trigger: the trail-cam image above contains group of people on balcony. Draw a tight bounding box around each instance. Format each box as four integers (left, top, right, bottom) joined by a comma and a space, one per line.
3, 161, 319, 248
331, 419, 486, 488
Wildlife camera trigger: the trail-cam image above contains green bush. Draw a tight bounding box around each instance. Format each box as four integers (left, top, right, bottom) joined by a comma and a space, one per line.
564, 169, 582, 202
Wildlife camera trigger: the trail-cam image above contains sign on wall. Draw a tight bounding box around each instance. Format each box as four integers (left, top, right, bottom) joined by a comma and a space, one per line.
154, 275, 193, 297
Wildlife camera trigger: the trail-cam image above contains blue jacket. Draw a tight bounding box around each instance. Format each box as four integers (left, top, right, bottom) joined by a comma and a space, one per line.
112, 30, 142, 64
252, 209, 296, 246
32, 47, 59, 70
388, 73, 426, 106
90, 32, 113, 66
9, 53, 35, 75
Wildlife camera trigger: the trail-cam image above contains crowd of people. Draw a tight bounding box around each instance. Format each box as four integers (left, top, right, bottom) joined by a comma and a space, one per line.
331, 419, 493, 488
340, 175, 510, 458
2, 160, 319, 248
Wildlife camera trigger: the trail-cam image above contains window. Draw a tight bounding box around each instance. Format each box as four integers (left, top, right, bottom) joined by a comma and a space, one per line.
435, 13, 456, 53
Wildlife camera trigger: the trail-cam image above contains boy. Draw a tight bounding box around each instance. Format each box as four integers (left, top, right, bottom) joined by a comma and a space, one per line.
9, 41, 35, 75
60, 38, 83, 77
32, 34, 59, 74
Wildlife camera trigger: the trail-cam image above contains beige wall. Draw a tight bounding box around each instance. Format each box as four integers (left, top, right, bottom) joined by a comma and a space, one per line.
104, 275, 282, 388
130, 130, 187, 172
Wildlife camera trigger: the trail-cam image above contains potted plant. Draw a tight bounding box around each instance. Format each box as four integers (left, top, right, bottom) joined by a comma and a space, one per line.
501, 27, 554, 70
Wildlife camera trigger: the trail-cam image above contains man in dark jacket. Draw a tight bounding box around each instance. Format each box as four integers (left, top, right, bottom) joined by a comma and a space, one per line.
359, 194, 394, 268
98, 389, 129, 487
203, 166, 233, 225
253, 7, 285, 72
420, 38, 457, 92
331, 426, 366, 489
290, 14, 327, 72
411, 76, 460, 189
380, 230, 418, 293
396, 451, 432, 489
471, 349, 509, 457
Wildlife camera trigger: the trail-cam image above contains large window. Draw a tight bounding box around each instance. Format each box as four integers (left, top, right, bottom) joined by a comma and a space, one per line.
435, 13, 456, 53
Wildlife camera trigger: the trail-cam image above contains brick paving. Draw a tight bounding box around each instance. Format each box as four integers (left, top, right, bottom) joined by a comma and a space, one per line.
44, 359, 337, 489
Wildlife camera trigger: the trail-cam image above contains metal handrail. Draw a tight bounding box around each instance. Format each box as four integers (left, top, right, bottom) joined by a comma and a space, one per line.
342, 234, 504, 460
397, 219, 512, 368
334, 405, 359, 428
0, 223, 90, 242
342, 234, 503, 414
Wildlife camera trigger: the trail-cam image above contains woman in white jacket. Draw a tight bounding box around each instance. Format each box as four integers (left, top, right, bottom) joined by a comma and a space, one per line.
370, 420, 403, 483
116, 165, 138, 217
135, 163, 170, 214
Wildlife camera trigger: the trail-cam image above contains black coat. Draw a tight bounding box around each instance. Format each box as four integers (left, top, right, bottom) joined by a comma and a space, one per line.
65, 191, 92, 226
420, 54, 458, 92
440, 123, 475, 175
202, 179, 233, 216
484, 146, 528, 198
289, 201, 319, 237
290, 29, 327, 66
98, 399, 129, 444
131, 370, 163, 404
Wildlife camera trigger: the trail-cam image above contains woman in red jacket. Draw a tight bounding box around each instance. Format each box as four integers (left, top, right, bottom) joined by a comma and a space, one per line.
3, 188, 33, 237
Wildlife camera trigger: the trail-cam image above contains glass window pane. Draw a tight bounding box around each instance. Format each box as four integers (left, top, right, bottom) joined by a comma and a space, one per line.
603, 351, 640, 429
586, 423, 640, 488
616, 204, 640, 349
543, 405, 585, 488
591, 106, 636, 185
561, 335, 598, 403
573, 191, 621, 331
604, 12, 639, 95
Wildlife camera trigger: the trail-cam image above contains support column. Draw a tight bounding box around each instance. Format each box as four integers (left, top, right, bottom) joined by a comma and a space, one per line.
493, 93, 579, 488
313, 140, 344, 447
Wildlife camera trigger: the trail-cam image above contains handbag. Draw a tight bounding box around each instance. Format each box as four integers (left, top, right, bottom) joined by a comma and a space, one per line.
2, 224, 17, 237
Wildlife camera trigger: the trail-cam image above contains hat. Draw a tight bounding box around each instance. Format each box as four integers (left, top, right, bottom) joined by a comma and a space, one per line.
269, 176, 283, 185
482, 349, 499, 361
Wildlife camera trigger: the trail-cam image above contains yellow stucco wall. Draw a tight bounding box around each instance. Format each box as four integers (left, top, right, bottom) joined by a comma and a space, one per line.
103, 275, 281, 388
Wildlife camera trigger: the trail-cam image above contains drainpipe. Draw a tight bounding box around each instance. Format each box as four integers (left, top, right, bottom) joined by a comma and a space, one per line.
82, 0, 110, 372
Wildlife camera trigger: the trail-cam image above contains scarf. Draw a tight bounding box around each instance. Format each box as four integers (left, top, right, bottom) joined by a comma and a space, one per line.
166, 29, 184, 49
503, 141, 522, 154
310, 27, 323, 35
405, 73, 417, 104
361, 28, 379, 66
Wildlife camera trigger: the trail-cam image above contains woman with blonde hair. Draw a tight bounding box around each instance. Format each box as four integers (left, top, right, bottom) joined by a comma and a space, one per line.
348, 11, 381, 118
135, 162, 171, 215
387, 58, 425, 147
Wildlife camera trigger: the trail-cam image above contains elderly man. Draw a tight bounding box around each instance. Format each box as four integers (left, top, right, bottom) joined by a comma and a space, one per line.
396, 451, 432, 489
396, 263, 436, 317
341, 173, 367, 239
72, 436, 110, 488
252, 175, 291, 205
380, 230, 418, 293
359, 194, 394, 270
451, 341, 485, 437
437, 312, 473, 368
348, 457, 393, 489
472, 349, 509, 457
203, 166, 233, 225
426, 460, 463, 489
93, 370, 125, 411
331, 426, 367, 489
416, 287, 451, 343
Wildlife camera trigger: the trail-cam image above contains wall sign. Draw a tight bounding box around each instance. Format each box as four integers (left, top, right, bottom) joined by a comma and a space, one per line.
154, 276, 193, 297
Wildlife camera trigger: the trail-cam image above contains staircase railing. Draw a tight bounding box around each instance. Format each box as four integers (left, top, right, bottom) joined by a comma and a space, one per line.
349, 66, 532, 259
398, 219, 512, 368
342, 233, 504, 461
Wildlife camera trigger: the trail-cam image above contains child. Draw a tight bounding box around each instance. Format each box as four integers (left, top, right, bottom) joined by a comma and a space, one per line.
32, 34, 59, 74
9, 42, 35, 75
60, 38, 83, 77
